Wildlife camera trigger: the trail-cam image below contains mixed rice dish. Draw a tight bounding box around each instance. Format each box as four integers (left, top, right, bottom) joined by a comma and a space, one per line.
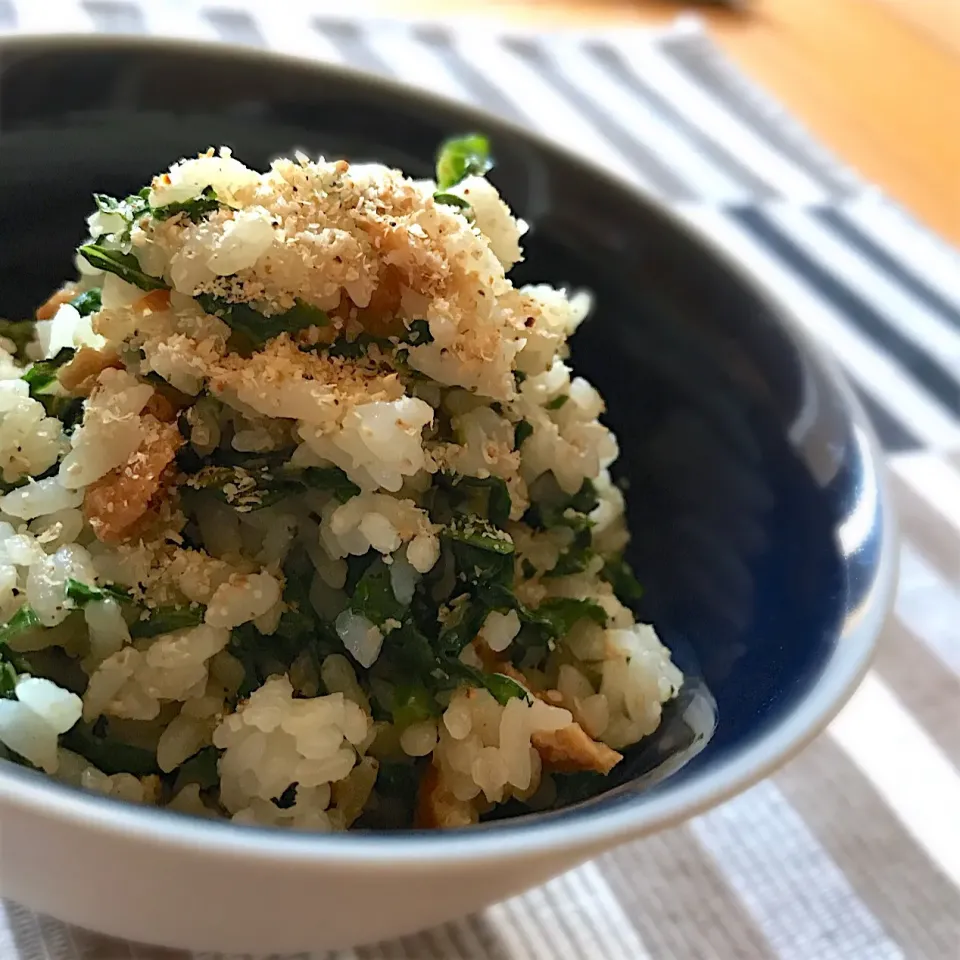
0, 138, 682, 830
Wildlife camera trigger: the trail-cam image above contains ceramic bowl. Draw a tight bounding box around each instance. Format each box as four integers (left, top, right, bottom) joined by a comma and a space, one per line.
0, 35, 895, 953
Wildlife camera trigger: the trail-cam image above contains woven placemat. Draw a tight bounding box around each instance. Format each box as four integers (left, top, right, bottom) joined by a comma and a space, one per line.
0, 3, 958, 958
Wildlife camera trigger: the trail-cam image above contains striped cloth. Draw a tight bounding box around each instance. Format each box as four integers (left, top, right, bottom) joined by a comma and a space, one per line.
1, 3, 959, 958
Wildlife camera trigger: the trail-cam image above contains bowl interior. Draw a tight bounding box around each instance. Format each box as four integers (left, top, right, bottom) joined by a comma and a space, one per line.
0, 39, 884, 831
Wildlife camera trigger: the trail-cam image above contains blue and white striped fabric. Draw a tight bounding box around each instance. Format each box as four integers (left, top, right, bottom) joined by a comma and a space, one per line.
1, 4, 959, 960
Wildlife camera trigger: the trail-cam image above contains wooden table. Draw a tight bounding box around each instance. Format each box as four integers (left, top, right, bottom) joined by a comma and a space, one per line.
369, 0, 960, 246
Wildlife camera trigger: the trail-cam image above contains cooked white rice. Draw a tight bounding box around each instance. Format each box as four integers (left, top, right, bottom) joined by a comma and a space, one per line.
0, 140, 682, 829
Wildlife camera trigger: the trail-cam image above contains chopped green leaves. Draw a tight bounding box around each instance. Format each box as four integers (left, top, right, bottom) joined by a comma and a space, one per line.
435, 598, 488, 660
375, 613, 527, 713
495, 596, 608, 667
227, 561, 336, 702
543, 509, 595, 580
22, 348, 74, 395
601, 556, 644, 606
91, 184, 222, 242
373, 618, 437, 686
324, 319, 432, 365
65, 579, 131, 607
269, 299, 331, 334
526, 477, 599, 532
404, 319, 434, 347
391, 683, 439, 728
171, 746, 221, 792
129, 605, 204, 640
61, 720, 160, 777
435, 134, 493, 190
273, 783, 298, 808
0, 605, 40, 647
481, 672, 531, 706
351, 559, 407, 627
89, 189, 150, 246
67, 580, 206, 642
69, 287, 102, 317
6, 581, 203, 653
441, 659, 530, 706
193, 295, 266, 338
186, 462, 359, 513
228, 623, 270, 700
432, 130, 492, 219
92, 194, 123, 214
42, 396, 84, 431
300, 467, 361, 503
81, 243, 328, 349
327, 333, 391, 361
273, 570, 319, 648
568, 478, 600, 515
545, 394, 569, 411
195, 293, 328, 345
0, 319, 36, 359
432, 192, 471, 211
438, 473, 512, 528
358, 504, 588, 711
549, 547, 596, 578
0, 623, 31, 696
152, 186, 222, 223
514, 420, 533, 449
442, 517, 515, 596
528, 597, 608, 635
377, 759, 420, 802
456, 591, 607, 665
408, 514, 521, 677
93, 190, 148, 217
472, 476, 512, 527
443, 516, 514, 557
0, 636, 30, 694
432, 192, 475, 221
551, 770, 605, 808
78, 245, 167, 293
187, 464, 297, 513
81, 230, 326, 347
0, 660, 17, 698
364, 759, 420, 828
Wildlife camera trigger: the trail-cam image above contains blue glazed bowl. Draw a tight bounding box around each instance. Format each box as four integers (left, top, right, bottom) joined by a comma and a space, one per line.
0, 36, 896, 952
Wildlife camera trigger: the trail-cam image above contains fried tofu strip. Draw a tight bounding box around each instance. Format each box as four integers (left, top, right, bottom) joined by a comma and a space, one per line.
83, 417, 183, 542
473, 638, 622, 776
531, 723, 622, 776
415, 764, 478, 829
57, 347, 124, 396
35, 285, 78, 321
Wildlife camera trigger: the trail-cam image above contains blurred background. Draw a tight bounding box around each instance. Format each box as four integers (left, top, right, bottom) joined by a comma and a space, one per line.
301, 0, 958, 245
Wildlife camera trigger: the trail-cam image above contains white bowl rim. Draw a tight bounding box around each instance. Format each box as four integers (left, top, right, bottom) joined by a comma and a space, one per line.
0, 31, 898, 868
